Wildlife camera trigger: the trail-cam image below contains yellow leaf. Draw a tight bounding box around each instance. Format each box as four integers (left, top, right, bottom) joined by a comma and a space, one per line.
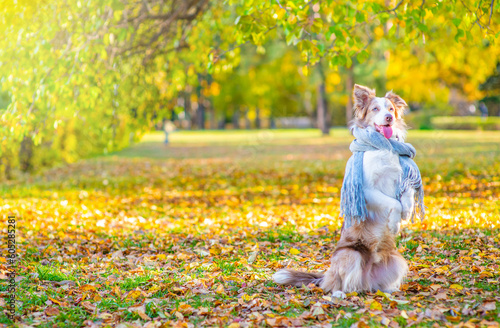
178, 303, 194, 314
215, 284, 225, 295
79, 284, 97, 292
375, 290, 391, 299
289, 248, 300, 255
241, 293, 254, 302
48, 296, 68, 307
301, 66, 309, 77
209, 244, 222, 255
449, 284, 464, 291
370, 301, 383, 310
112, 286, 121, 298
126, 289, 142, 300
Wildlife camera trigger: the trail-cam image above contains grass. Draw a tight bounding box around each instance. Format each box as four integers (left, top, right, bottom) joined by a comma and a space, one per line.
1, 128, 500, 327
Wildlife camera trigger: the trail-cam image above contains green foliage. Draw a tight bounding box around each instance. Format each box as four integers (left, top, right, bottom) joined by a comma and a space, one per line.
0, 0, 498, 177
431, 116, 500, 130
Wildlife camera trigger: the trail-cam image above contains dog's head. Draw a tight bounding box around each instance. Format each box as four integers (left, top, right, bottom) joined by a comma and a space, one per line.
350, 84, 408, 140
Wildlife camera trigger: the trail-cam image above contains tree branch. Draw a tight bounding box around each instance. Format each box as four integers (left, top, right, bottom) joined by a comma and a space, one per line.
489, 0, 495, 26
379, 0, 405, 13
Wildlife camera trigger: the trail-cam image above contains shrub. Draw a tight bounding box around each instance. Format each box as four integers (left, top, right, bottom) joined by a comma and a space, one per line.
430, 116, 500, 130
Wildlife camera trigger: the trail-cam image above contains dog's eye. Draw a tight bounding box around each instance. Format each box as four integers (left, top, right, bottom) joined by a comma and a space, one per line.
373, 107, 378, 111
389, 108, 394, 111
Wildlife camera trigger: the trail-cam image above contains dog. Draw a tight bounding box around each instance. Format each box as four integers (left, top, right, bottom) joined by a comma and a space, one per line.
273, 84, 417, 297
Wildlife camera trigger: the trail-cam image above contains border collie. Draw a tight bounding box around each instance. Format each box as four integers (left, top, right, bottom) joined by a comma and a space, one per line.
273, 84, 418, 297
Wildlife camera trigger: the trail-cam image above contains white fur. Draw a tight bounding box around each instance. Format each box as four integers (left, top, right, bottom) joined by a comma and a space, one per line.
369, 253, 409, 293
331, 290, 346, 299
272, 270, 291, 284
339, 254, 364, 292
362, 94, 414, 234
372, 97, 392, 126
363, 149, 404, 234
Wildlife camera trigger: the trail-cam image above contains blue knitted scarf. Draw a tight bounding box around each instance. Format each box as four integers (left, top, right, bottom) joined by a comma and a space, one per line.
340, 126, 425, 229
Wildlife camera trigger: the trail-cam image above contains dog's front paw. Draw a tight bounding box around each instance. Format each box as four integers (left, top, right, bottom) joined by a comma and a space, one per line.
400, 190, 415, 221
401, 208, 412, 221
331, 290, 347, 299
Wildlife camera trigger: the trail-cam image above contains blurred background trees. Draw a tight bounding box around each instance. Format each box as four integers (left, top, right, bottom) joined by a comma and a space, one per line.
0, 0, 499, 178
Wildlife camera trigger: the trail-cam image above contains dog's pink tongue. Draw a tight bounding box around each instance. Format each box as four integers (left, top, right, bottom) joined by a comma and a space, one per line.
382, 126, 393, 139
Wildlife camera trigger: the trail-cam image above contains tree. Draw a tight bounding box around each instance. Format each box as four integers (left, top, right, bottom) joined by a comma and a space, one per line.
0, 0, 498, 177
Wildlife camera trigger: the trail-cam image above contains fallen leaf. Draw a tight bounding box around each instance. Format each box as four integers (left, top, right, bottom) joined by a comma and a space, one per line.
98, 313, 113, 320
247, 251, 258, 264
79, 284, 97, 292
449, 284, 463, 291
311, 302, 325, 316
482, 301, 496, 311
129, 305, 151, 321
126, 289, 142, 300
215, 284, 225, 295
44, 307, 60, 316
81, 301, 96, 312
370, 301, 383, 311
434, 292, 448, 300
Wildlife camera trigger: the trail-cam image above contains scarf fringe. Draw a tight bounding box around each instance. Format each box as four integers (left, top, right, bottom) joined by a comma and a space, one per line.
397, 158, 425, 223
340, 154, 367, 228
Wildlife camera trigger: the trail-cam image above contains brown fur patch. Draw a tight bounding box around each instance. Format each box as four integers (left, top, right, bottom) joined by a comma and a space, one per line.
333, 239, 371, 264
353, 84, 376, 120
385, 91, 408, 119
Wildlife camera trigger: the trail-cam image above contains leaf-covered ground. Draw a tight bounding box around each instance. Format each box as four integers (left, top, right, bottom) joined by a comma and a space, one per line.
1, 129, 500, 328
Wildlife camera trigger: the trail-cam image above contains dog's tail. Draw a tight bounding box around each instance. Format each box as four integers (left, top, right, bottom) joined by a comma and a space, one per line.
272, 269, 324, 287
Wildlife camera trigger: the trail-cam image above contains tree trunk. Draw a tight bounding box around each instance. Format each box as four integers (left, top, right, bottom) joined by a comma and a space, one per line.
316, 83, 328, 135
255, 107, 261, 129
197, 74, 206, 129
19, 136, 34, 172
232, 109, 240, 129
197, 101, 205, 129
346, 64, 354, 125
184, 91, 193, 129
1, 152, 13, 180
244, 108, 251, 129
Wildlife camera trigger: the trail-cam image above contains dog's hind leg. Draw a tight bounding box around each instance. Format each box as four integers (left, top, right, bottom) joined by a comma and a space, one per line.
369, 251, 408, 293
321, 247, 367, 294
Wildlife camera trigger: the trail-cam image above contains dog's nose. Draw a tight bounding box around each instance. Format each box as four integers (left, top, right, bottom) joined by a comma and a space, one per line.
385, 114, 393, 123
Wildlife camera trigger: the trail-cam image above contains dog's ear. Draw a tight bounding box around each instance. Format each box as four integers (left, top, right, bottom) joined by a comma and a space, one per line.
353, 84, 376, 119
385, 91, 408, 118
